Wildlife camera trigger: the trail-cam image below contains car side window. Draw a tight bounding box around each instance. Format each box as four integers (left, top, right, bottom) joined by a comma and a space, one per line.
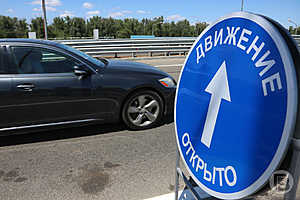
12, 46, 80, 74
0, 46, 11, 74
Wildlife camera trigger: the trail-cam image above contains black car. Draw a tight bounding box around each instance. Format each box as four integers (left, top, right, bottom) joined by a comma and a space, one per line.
0, 39, 176, 135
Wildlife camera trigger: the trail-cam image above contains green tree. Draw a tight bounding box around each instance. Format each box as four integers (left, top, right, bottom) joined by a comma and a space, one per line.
0, 16, 28, 38
87, 16, 101, 37
102, 17, 119, 38
0, 16, 15, 37
87, 16, 111, 38
169, 21, 177, 37
30, 17, 44, 38
175, 20, 193, 37
0, 15, 211, 39
117, 27, 132, 38
70, 17, 87, 37
194, 22, 208, 36
50, 17, 66, 38
289, 26, 300, 35
151, 16, 164, 36
15, 19, 28, 38
161, 22, 171, 37
63, 16, 73, 38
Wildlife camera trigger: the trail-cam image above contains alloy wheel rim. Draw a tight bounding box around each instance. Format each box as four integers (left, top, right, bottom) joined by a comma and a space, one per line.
127, 94, 160, 127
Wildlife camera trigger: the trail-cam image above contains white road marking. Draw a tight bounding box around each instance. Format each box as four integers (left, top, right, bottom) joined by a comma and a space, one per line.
143, 188, 210, 200
143, 191, 182, 200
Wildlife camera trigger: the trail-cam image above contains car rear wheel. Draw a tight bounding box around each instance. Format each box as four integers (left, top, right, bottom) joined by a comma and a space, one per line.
122, 90, 164, 130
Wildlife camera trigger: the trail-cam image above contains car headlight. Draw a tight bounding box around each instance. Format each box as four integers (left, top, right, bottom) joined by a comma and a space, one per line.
159, 77, 176, 88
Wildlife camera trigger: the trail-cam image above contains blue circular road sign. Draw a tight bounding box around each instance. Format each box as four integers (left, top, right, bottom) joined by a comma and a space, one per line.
175, 12, 298, 199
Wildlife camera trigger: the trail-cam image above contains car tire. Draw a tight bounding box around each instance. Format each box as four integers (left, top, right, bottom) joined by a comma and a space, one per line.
122, 90, 164, 130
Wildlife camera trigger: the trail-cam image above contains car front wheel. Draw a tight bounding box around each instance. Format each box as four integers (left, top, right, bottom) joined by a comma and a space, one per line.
122, 90, 164, 130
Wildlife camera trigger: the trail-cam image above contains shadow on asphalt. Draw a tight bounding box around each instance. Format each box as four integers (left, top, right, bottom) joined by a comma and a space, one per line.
0, 114, 174, 147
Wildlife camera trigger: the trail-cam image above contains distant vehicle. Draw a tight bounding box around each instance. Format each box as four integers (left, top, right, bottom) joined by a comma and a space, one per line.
0, 39, 176, 135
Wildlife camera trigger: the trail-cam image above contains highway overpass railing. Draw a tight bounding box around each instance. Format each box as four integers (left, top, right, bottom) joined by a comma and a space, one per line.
59, 36, 300, 58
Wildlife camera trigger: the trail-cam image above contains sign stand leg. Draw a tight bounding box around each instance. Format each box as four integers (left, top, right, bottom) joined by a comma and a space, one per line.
174, 148, 203, 200
175, 149, 180, 200
284, 139, 300, 200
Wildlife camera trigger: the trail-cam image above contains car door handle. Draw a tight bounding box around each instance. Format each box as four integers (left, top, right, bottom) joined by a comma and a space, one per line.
17, 84, 35, 91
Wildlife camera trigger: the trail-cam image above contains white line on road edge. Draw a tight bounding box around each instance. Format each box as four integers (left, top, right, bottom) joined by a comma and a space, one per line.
156, 64, 183, 68
143, 191, 182, 200
142, 187, 210, 200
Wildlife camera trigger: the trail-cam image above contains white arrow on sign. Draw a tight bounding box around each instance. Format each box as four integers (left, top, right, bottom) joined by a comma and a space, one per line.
201, 60, 231, 148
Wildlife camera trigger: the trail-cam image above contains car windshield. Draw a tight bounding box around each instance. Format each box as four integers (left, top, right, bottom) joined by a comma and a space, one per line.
57, 43, 106, 67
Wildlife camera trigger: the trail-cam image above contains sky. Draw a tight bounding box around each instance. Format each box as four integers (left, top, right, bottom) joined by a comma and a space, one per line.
0, 0, 299, 28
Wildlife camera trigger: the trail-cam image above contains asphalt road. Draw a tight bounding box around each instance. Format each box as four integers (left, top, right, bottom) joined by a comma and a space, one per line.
0, 56, 298, 200
0, 122, 181, 200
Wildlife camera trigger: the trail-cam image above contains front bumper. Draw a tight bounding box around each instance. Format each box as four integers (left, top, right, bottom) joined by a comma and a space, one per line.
163, 87, 176, 116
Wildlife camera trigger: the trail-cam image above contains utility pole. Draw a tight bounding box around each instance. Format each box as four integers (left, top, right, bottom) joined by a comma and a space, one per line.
41, 0, 48, 40
241, 0, 244, 11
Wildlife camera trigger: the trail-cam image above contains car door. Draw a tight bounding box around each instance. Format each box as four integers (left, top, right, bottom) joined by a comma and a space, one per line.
9, 44, 100, 126
0, 45, 15, 129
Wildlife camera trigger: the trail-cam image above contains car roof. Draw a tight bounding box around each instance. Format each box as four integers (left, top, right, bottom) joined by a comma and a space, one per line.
0, 39, 62, 48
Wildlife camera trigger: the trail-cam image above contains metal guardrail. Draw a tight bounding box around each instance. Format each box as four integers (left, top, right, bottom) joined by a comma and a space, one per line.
292, 35, 300, 45
292, 35, 300, 39
60, 38, 195, 58
60, 36, 300, 58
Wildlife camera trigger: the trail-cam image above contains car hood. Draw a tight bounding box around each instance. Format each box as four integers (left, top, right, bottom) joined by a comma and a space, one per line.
105, 59, 169, 76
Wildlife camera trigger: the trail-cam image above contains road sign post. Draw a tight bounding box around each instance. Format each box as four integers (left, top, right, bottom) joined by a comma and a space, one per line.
175, 11, 299, 200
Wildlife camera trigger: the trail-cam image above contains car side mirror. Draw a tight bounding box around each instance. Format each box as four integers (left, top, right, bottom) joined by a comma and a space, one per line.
73, 65, 90, 79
